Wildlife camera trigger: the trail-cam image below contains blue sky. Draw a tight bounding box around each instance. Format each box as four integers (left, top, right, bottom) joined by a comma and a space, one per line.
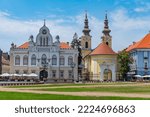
1, 0, 150, 52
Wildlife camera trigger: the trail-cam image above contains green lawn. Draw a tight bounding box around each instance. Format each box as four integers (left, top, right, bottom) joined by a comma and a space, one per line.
0, 91, 149, 100
36, 85, 150, 94
2, 82, 150, 100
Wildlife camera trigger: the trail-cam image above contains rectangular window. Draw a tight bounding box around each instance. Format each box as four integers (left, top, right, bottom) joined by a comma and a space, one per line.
60, 57, 65, 65
68, 57, 73, 65
60, 70, 64, 78
15, 56, 20, 65
144, 51, 148, 58
52, 55, 57, 65
144, 61, 148, 68
68, 70, 72, 78
52, 70, 56, 78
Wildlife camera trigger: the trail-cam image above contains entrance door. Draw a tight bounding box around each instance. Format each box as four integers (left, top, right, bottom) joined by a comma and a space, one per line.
103, 69, 112, 81
40, 70, 48, 81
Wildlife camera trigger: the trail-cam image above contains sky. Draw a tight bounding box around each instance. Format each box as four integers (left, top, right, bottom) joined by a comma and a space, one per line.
0, 0, 150, 52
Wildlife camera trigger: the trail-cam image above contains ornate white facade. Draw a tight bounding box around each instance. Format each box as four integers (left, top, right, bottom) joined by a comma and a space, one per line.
10, 23, 78, 82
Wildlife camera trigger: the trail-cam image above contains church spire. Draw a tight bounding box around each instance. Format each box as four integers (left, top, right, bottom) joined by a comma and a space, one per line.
102, 11, 111, 36
44, 19, 46, 26
83, 11, 91, 36
101, 11, 112, 48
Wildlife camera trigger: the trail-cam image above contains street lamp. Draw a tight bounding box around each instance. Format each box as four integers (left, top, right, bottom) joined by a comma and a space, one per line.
41, 60, 49, 82
71, 62, 76, 81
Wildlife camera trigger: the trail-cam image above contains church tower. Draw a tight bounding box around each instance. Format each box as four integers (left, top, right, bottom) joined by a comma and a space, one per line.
80, 12, 92, 58
101, 12, 112, 48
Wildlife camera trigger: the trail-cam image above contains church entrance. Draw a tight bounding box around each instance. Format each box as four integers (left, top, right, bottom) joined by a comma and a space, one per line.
100, 63, 116, 81
39, 70, 48, 81
103, 69, 112, 81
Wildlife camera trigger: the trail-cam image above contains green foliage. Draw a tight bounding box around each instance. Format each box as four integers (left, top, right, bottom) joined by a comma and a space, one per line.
117, 50, 133, 79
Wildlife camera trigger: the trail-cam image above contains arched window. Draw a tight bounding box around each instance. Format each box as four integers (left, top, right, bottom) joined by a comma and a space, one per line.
15, 55, 20, 65
52, 55, 57, 65
46, 37, 48, 46
23, 55, 28, 65
60, 56, 65, 65
31, 54, 36, 65
85, 42, 88, 48
41, 54, 47, 64
40, 37, 42, 46
43, 38, 45, 46
68, 56, 73, 65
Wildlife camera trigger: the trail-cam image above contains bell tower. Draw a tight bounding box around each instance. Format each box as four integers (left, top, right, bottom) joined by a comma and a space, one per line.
80, 12, 92, 58
101, 12, 112, 48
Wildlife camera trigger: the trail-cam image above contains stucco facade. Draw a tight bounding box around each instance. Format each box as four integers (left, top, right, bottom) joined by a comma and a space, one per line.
84, 13, 118, 81
9, 23, 78, 82
127, 33, 150, 77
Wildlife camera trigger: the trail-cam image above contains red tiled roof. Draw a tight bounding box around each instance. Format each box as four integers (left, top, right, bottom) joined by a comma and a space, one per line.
90, 43, 116, 55
59, 42, 71, 49
126, 34, 150, 52
18, 42, 71, 49
18, 42, 29, 49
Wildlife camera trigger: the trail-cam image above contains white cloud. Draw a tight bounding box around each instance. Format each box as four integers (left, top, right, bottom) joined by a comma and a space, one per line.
110, 9, 150, 51
134, 7, 147, 12
0, 11, 10, 17
134, 2, 150, 13
1, 9, 150, 54
0, 11, 81, 52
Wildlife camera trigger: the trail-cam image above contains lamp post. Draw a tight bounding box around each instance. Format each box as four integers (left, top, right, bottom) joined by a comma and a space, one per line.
41, 60, 49, 82
71, 62, 76, 81
78, 64, 85, 82
0, 49, 2, 74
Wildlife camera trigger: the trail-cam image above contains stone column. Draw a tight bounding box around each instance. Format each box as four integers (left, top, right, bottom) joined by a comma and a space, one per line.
112, 65, 116, 81
100, 66, 104, 81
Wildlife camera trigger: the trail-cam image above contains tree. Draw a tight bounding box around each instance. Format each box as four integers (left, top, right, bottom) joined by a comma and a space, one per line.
71, 33, 82, 80
117, 49, 133, 80
71, 33, 82, 66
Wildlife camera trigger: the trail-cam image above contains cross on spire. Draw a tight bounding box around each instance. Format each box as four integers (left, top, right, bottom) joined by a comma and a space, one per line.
105, 10, 108, 20
44, 19, 46, 26
85, 10, 87, 19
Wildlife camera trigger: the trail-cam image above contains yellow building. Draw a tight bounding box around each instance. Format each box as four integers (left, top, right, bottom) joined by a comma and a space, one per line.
84, 13, 117, 81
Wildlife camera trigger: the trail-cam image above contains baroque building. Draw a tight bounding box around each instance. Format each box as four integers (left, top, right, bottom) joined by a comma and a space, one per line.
9, 22, 78, 82
83, 13, 117, 81
0, 50, 10, 74
126, 33, 150, 78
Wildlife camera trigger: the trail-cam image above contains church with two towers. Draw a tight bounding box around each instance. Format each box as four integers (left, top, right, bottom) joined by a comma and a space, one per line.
80, 13, 117, 81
